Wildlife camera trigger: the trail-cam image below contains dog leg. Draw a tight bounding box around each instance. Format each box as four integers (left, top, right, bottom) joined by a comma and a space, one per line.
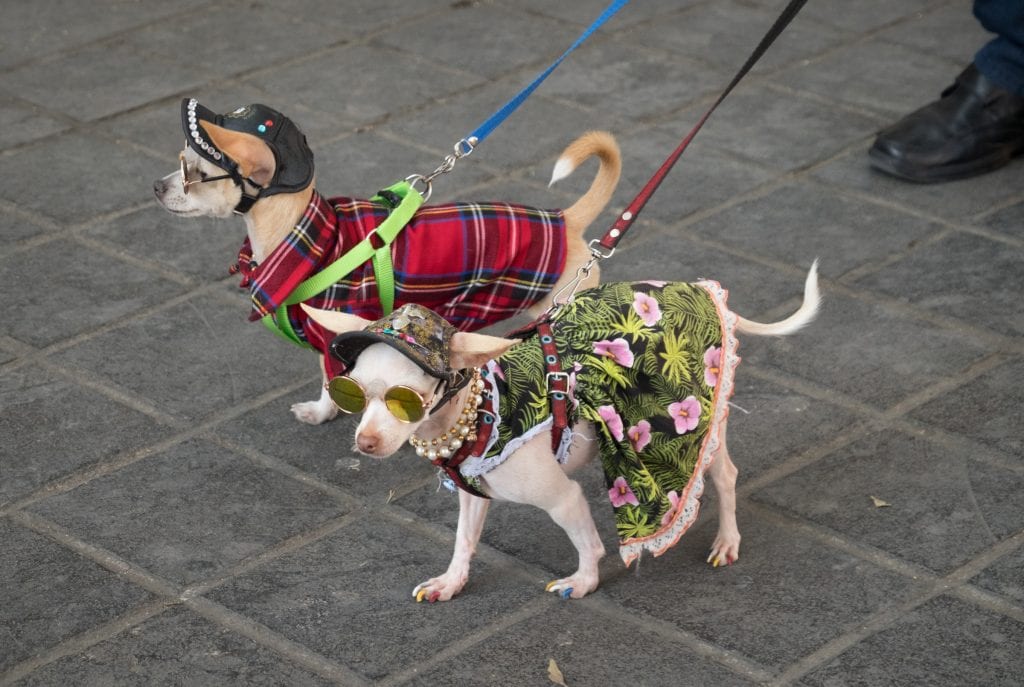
485, 434, 606, 599
290, 356, 339, 425
413, 489, 490, 603
706, 426, 741, 567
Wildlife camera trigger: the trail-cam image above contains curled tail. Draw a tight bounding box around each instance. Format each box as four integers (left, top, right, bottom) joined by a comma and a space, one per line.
549, 130, 622, 232
735, 261, 821, 336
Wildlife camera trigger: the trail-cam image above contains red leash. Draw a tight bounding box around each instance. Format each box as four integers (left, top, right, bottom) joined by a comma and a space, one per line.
596, 0, 809, 254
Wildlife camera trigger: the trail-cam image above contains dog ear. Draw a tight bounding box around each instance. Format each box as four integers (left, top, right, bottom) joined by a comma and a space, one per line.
449, 332, 519, 369
301, 305, 370, 334
203, 122, 276, 187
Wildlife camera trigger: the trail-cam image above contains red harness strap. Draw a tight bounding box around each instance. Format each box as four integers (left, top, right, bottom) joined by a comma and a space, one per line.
434, 391, 496, 499
537, 322, 569, 452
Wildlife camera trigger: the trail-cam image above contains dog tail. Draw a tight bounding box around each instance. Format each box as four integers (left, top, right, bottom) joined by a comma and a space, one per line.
550, 131, 621, 233
735, 261, 821, 337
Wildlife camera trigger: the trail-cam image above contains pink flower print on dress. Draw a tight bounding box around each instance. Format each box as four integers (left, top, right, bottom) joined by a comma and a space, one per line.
593, 338, 635, 368
668, 396, 701, 434
632, 291, 662, 326
609, 476, 640, 507
627, 420, 651, 452
661, 490, 681, 526
598, 405, 625, 441
703, 345, 722, 388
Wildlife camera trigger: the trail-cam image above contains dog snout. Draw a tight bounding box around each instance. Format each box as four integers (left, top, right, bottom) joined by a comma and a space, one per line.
356, 432, 381, 455
153, 178, 167, 197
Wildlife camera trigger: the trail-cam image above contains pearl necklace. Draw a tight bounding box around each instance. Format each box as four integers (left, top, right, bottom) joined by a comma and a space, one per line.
409, 368, 486, 461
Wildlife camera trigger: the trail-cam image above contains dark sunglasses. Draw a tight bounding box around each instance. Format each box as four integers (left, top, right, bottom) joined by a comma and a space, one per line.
326, 376, 442, 423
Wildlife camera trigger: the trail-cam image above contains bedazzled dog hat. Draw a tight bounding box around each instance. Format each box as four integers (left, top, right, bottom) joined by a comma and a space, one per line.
181, 98, 314, 212
329, 304, 473, 413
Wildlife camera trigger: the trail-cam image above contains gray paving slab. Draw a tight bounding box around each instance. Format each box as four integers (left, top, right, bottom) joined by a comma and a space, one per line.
0, 239, 188, 349
15, 607, 336, 687
0, 519, 152, 672
0, 100, 70, 150
687, 179, 943, 279
982, 197, 1024, 240
814, 147, 1024, 221
84, 206, 247, 284
0, 132, 167, 226
854, 230, 1024, 337
28, 438, 347, 586
740, 290, 991, 406
405, 603, 761, 687
0, 364, 174, 507
752, 429, 1024, 575
207, 518, 541, 682
907, 356, 1024, 460
800, 594, 1024, 687
57, 292, 311, 423
0, 37, 201, 123
215, 389, 438, 501
971, 540, 1024, 606
3, 0, 1023, 685
602, 506, 926, 671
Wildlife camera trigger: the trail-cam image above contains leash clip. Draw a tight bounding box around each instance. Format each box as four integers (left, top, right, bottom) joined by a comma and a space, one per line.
544, 239, 613, 318
408, 137, 479, 202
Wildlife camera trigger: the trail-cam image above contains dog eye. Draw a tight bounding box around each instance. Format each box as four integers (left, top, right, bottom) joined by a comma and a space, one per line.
199, 170, 208, 180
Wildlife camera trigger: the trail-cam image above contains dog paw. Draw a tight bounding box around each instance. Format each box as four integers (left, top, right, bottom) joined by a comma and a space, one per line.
412, 575, 465, 603
707, 535, 741, 568
545, 574, 598, 600
290, 399, 338, 425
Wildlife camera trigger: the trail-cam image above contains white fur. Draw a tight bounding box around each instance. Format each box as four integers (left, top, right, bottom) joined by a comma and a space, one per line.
305, 265, 820, 601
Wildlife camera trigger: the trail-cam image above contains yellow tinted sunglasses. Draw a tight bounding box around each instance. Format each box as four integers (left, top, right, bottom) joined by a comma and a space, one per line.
326, 376, 441, 423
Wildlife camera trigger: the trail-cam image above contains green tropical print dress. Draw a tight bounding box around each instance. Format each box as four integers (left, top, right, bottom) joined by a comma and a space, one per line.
459, 280, 740, 565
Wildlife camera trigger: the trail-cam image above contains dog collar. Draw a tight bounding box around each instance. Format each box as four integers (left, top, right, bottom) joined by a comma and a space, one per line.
182, 98, 315, 214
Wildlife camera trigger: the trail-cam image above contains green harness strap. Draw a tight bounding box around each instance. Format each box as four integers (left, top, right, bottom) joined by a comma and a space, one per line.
261, 180, 424, 348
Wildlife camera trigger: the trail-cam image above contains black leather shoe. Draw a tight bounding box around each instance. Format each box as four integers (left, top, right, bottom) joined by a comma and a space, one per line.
869, 65, 1024, 182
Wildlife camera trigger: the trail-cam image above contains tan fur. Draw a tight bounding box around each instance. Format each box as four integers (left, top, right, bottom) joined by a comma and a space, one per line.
156, 123, 621, 425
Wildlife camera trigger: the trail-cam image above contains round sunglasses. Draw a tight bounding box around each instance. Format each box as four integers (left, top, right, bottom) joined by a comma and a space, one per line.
326, 376, 442, 423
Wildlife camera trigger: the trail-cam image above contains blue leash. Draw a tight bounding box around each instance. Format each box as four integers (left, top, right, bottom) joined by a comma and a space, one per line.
410, 0, 629, 197
465, 0, 630, 151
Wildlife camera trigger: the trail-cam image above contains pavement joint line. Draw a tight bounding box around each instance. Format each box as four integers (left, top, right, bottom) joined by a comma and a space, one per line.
745, 500, 939, 582
883, 350, 1013, 417
8, 510, 185, 599
833, 227, 955, 286
69, 233, 196, 288
0, 197, 61, 232
736, 419, 875, 499
183, 594, 372, 687
180, 512, 362, 600
950, 584, 1024, 625
886, 414, 1024, 476
970, 186, 1024, 223
205, 434, 362, 508
0, 599, 172, 687
377, 596, 554, 687
0, 373, 317, 516
816, 276, 1024, 354
764, 525, 1024, 686
582, 593, 777, 684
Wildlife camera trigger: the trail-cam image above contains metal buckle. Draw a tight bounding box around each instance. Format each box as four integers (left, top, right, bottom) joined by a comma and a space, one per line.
545, 371, 569, 394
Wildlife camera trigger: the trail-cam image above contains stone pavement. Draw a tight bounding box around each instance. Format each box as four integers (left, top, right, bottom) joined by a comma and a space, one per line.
2, 0, 1022, 684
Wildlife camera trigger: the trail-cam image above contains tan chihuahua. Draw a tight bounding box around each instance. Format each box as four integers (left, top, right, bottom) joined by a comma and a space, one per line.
153, 99, 620, 425
304, 263, 820, 601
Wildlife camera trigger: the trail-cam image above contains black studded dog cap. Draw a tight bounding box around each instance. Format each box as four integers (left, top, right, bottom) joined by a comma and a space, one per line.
180, 98, 314, 196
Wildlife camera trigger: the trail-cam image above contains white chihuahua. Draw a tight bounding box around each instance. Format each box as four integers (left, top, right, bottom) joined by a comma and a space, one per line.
153, 98, 620, 426
304, 263, 820, 601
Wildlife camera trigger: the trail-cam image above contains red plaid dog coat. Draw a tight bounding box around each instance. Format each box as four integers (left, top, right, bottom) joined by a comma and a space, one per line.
234, 190, 567, 375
